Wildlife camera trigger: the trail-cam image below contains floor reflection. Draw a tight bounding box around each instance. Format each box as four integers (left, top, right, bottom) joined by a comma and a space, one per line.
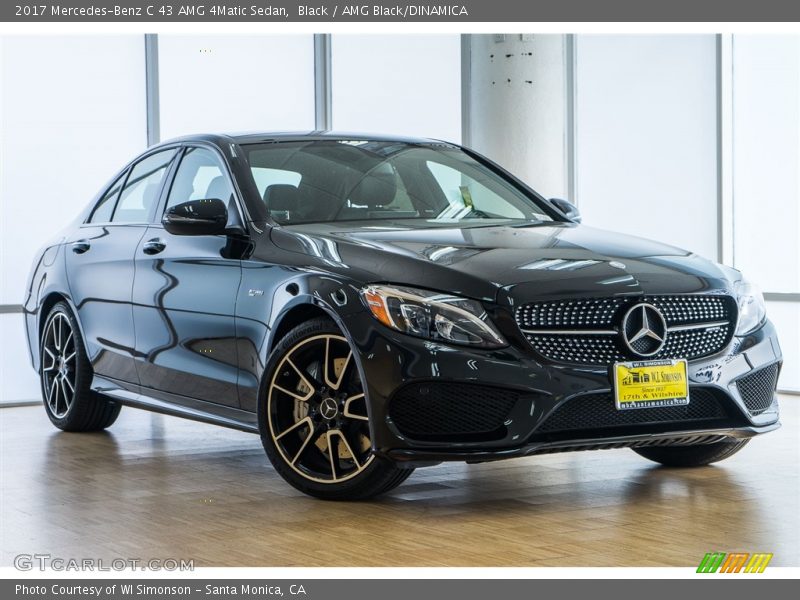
2, 399, 797, 567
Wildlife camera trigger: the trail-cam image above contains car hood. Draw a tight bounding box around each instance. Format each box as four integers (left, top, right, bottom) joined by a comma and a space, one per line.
269, 221, 736, 303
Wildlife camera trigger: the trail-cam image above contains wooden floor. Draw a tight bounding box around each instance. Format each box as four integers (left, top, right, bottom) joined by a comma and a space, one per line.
1, 395, 798, 567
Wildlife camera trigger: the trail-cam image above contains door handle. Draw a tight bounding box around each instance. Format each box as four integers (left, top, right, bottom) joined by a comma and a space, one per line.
71, 240, 91, 254
142, 238, 166, 255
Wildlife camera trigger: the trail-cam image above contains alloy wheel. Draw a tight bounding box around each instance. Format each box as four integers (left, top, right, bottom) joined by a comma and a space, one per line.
267, 334, 374, 484
42, 312, 77, 418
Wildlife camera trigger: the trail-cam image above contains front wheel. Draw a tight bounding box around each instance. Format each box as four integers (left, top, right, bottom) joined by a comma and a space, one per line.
632, 439, 750, 467
259, 318, 413, 500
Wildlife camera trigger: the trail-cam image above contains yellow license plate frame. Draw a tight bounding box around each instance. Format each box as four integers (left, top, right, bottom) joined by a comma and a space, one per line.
613, 359, 689, 410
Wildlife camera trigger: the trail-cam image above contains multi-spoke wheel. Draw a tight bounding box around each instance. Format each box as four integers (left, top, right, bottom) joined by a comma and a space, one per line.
42, 311, 77, 418
259, 317, 413, 500
40, 302, 121, 431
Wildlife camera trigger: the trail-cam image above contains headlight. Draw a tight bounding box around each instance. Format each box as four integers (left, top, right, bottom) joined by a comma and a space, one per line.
360, 285, 507, 348
734, 278, 767, 335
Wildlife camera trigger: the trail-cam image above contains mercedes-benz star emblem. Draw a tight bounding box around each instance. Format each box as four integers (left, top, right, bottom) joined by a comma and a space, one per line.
320, 397, 339, 420
621, 303, 668, 357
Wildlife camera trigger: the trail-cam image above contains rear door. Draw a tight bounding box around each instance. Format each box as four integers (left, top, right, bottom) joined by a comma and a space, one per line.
132, 145, 244, 407
65, 148, 177, 385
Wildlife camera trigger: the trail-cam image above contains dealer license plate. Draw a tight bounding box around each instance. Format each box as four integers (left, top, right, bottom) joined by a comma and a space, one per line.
613, 359, 689, 410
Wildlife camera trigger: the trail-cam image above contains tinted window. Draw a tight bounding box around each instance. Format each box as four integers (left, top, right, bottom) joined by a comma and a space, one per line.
251, 167, 301, 199
426, 161, 525, 220
112, 149, 176, 223
89, 172, 126, 223
165, 147, 234, 212
244, 140, 553, 226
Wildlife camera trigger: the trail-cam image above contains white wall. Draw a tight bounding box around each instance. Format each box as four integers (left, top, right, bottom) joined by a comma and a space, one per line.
1, 36, 147, 403
731, 36, 800, 294
766, 302, 799, 391
468, 34, 567, 199
331, 35, 461, 143
574, 35, 719, 261
729, 35, 800, 391
0, 36, 148, 305
158, 35, 315, 140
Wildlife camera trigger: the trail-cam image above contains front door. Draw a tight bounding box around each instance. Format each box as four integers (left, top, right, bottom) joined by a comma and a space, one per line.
132, 146, 243, 407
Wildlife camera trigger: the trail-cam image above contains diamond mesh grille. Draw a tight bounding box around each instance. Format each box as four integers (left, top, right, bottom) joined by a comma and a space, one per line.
515, 295, 737, 365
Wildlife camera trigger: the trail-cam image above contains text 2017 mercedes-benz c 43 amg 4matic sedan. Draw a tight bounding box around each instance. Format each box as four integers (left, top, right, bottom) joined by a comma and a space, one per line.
24, 133, 782, 499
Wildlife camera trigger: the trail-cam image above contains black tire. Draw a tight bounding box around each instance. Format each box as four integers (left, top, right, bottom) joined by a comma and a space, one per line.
632, 439, 750, 467
40, 302, 121, 432
258, 317, 413, 500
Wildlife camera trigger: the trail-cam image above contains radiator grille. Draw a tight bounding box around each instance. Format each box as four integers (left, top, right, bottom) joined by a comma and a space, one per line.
516, 295, 736, 365
389, 382, 518, 442
735, 363, 780, 415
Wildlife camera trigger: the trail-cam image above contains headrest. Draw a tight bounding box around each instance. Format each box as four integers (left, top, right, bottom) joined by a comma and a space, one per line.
349, 165, 397, 208
205, 176, 231, 202
264, 184, 299, 212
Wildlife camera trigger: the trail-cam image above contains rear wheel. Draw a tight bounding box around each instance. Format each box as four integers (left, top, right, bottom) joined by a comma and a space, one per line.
259, 318, 413, 500
40, 302, 121, 431
632, 439, 750, 467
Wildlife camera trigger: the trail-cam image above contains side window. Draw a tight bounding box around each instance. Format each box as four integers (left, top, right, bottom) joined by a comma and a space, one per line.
89, 172, 126, 223
112, 149, 176, 223
165, 147, 235, 212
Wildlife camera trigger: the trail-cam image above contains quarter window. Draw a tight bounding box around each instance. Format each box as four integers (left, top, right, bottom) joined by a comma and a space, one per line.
89, 172, 126, 223
112, 149, 176, 223
165, 147, 235, 212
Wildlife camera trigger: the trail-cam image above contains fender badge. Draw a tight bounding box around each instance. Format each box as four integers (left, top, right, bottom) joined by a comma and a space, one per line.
609, 261, 627, 270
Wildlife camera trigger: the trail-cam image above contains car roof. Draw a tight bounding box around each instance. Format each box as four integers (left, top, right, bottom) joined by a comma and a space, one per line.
158, 131, 454, 147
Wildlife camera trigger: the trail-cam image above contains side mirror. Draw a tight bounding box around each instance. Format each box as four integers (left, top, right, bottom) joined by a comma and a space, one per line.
163, 199, 228, 236
549, 198, 581, 223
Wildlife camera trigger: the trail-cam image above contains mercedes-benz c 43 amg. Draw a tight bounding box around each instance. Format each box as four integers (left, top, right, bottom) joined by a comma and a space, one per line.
24, 133, 782, 499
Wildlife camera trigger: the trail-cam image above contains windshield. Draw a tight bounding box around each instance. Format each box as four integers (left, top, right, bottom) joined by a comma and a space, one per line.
243, 140, 555, 226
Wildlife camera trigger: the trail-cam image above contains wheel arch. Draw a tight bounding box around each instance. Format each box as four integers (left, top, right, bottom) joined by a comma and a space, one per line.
35, 292, 85, 374
39, 292, 69, 338
260, 289, 377, 423
265, 275, 365, 357
268, 302, 333, 356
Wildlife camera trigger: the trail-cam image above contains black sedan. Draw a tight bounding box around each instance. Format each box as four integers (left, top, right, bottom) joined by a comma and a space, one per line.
24, 132, 782, 499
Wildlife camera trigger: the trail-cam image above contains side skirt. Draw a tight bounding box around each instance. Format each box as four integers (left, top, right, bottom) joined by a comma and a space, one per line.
92, 374, 259, 433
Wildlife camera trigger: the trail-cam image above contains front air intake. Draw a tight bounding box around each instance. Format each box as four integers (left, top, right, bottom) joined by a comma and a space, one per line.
388, 382, 519, 442
735, 363, 780, 416
534, 387, 732, 437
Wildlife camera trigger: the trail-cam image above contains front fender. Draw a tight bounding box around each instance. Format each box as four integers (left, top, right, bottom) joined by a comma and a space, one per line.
235, 267, 368, 413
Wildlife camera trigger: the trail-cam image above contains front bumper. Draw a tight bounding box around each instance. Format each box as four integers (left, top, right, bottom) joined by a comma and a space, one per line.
341, 312, 782, 465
